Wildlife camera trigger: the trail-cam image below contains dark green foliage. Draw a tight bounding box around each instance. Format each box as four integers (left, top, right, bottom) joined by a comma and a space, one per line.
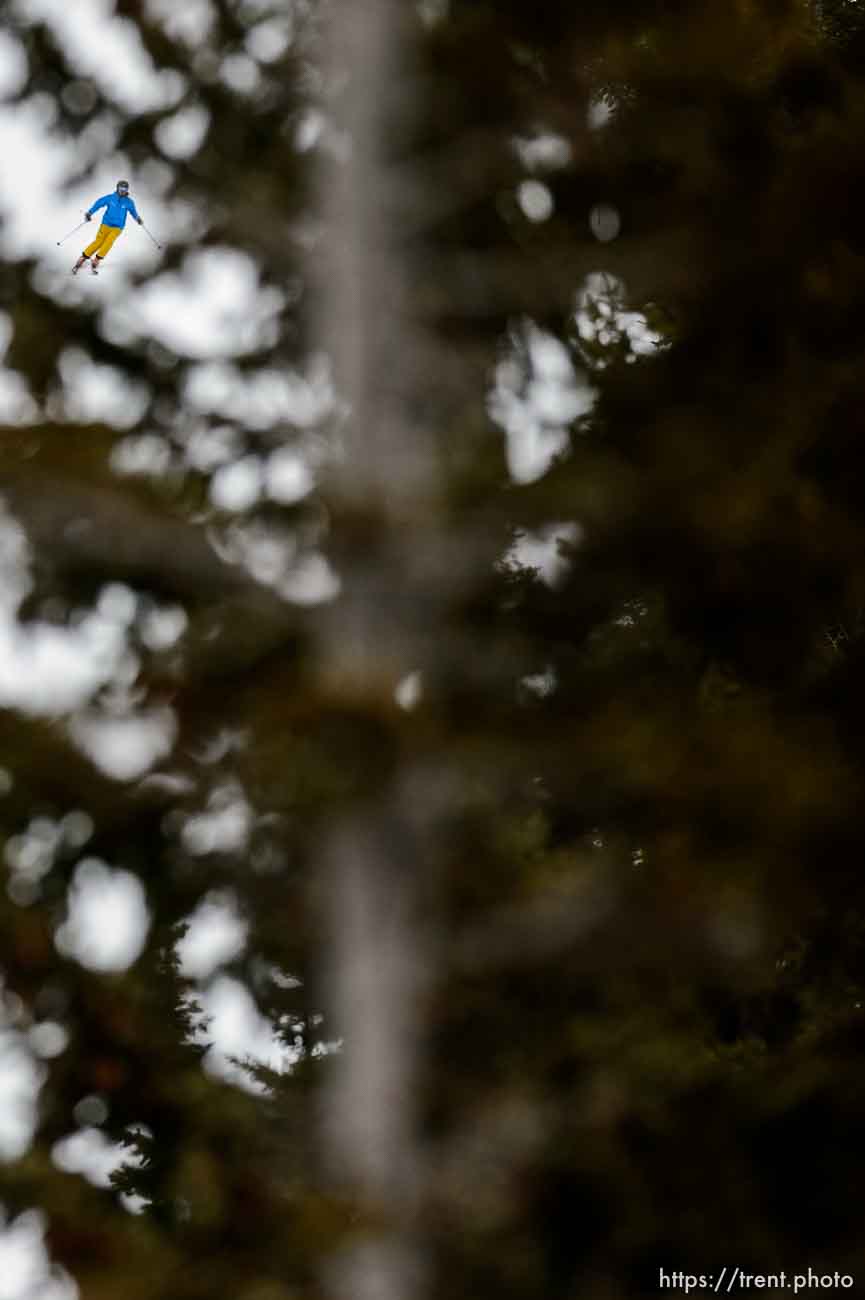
4, 1, 865, 1297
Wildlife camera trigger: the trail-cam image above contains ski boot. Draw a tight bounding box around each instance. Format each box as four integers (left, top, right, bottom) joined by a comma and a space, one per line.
91, 257, 101, 276
71, 254, 89, 275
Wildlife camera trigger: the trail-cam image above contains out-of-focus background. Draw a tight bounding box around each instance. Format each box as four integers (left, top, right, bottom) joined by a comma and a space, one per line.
4, 0, 865, 1296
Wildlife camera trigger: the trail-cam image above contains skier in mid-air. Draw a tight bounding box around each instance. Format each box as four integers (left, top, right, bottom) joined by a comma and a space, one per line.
71, 179, 142, 276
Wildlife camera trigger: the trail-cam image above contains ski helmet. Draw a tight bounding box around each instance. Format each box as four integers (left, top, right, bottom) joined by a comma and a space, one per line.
116, 179, 130, 195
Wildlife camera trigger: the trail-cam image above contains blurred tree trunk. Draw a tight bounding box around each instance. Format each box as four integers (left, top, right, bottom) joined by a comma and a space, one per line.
315, 5, 433, 1298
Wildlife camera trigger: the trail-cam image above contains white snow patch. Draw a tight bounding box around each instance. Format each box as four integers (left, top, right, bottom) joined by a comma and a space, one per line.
55, 347, 149, 430
192, 975, 297, 1093
4, 811, 95, 908
184, 358, 333, 431
0, 1210, 78, 1300
138, 603, 188, 651
0, 31, 28, 100
394, 671, 423, 711
0, 315, 39, 426
0, 368, 38, 426
69, 707, 177, 781
182, 423, 242, 473
0, 1031, 45, 1162
574, 271, 667, 365
144, 0, 215, 46
13, 0, 184, 115
521, 665, 558, 698
181, 786, 253, 858
0, 503, 131, 716
55, 859, 150, 973
221, 54, 261, 96
97, 583, 138, 626
216, 520, 296, 587
0, 613, 127, 715
103, 248, 284, 361
177, 891, 248, 980
265, 448, 315, 504
587, 96, 615, 131
246, 17, 293, 64
210, 455, 264, 513
155, 104, 210, 160
279, 552, 341, 606
513, 131, 572, 172
0, 98, 76, 261
52, 1127, 128, 1188
517, 179, 554, 223
5, 817, 61, 882
28, 1021, 69, 1059
504, 522, 582, 588
488, 322, 597, 484
294, 108, 326, 153
110, 433, 173, 478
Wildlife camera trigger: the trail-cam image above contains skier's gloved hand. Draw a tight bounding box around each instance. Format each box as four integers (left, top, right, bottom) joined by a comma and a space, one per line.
85, 212, 92, 221
137, 217, 143, 225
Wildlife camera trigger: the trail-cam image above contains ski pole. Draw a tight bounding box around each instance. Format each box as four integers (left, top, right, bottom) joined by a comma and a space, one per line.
56, 218, 89, 246
140, 222, 162, 250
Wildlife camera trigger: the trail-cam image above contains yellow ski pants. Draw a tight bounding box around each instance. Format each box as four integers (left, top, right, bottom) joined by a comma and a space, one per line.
84, 223, 123, 259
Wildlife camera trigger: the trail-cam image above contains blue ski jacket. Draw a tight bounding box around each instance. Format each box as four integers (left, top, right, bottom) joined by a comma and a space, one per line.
86, 193, 140, 229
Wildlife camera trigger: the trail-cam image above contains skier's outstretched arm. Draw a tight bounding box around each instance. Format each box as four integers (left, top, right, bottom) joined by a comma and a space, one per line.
129, 198, 143, 225
86, 195, 111, 221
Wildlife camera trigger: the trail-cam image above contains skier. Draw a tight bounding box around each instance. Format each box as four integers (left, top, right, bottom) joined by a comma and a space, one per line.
71, 180, 142, 276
